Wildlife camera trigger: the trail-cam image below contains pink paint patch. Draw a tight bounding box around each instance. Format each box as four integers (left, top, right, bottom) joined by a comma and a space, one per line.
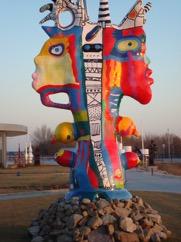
32, 72, 39, 90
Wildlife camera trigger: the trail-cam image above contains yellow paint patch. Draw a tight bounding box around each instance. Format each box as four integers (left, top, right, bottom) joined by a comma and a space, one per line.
103, 60, 122, 89
77, 135, 90, 141
40, 36, 69, 56
34, 36, 77, 90
118, 39, 139, 52
74, 111, 89, 122
56, 149, 64, 157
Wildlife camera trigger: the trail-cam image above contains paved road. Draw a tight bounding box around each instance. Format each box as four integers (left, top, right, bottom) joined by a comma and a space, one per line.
126, 169, 181, 194
0, 189, 68, 201
0, 169, 180, 201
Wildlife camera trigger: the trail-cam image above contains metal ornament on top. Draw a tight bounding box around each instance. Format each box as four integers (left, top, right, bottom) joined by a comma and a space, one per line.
32, 0, 153, 200
39, 0, 89, 29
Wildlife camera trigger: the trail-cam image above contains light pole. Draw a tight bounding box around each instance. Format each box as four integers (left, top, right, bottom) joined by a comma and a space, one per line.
162, 143, 165, 161
141, 127, 147, 167
167, 129, 171, 161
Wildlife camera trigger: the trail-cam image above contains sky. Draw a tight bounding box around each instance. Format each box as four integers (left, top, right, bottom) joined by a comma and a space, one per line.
0, 0, 181, 151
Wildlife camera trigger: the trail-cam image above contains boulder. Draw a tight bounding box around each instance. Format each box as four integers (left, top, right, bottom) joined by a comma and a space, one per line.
115, 207, 131, 218
87, 216, 103, 229
150, 233, 161, 242
119, 217, 137, 233
102, 214, 116, 225
28, 226, 40, 237
82, 198, 91, 205
69, 214, 83, 227
56, 234, 73, 242
115, 231, 139, 242
97, 199, 110, 209
79, 226, 91, 237
148, 214, 162, 224
31, 236, 44, 242
88, 227, 113, 242
107, 224, 114, 235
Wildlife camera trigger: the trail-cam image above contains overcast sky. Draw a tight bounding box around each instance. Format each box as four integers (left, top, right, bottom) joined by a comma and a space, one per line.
0, 0, 180, 151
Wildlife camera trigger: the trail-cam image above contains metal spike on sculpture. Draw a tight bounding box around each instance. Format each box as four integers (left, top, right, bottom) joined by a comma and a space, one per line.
119, 0, 151, 29
98, 0, 111, 26
32, 0, 154, 200
79, 0, 89, 23
39, 0, 89, 28
144, 2, 152, 13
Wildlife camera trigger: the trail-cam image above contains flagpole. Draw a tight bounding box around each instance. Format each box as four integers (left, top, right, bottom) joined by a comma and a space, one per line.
141, 126, 145, 167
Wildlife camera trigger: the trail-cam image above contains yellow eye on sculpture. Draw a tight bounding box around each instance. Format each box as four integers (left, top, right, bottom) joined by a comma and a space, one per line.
118, 39, 139, 52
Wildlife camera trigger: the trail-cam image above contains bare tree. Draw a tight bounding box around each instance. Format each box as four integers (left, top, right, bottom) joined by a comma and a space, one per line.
32, 125, 53, 146
122, 133, 181, 159
32, 125, 57, 156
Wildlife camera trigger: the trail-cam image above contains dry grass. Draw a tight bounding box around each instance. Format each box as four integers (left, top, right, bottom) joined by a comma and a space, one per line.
1, 164, 180, 194
0, 165, 69, 174
156, 163, 181, 176
0, 194, 61, 242
0, 165, 180, 241
133, 192, 181, 242
0, 165, 69, 194
0, 192, 180, 242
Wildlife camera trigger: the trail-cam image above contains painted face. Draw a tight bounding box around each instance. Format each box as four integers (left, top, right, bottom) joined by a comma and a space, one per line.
32, 35, 78, 92
32, 30, 84, 109
103, 27, 154, 104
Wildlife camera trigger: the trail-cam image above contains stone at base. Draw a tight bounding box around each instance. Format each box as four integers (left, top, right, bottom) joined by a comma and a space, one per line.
29, 195, 171, 242
88, 227, 113, 242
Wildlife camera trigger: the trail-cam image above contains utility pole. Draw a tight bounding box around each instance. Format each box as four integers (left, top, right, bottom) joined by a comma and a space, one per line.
141, 127, 146, 167
162, 143, 165, 160
167, 129, 171, 161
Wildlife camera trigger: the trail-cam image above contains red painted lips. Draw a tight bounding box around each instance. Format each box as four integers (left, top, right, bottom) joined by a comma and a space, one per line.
146, 68, 154, 85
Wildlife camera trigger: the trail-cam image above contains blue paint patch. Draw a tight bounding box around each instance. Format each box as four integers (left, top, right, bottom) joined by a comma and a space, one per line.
65, 188, 132, 201
120, 153, 128, 170
109, 88, 123, 117
74, 141, 93, 190
42, 26, 82, 37
103, 54, 144, 62
86, 25, 101, 42
101, 144, 113, 181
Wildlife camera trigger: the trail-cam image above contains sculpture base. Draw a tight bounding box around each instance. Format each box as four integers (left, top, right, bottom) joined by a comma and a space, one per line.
28, 195, 171, 242
65, 188, 132, 201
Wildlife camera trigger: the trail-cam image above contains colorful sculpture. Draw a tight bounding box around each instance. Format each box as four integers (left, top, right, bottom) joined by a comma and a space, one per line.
32, 0, 153, 200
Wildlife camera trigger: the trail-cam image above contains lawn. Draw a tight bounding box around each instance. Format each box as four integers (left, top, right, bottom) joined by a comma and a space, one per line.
0, 192, 180, 242
0, 195, 61, 242
0, 166, 69, 194
156, 163, 181, 176
0, 165, 69, 174
132, 192, 181, 242
0, 164, 180, 194
0, 165, 180, 241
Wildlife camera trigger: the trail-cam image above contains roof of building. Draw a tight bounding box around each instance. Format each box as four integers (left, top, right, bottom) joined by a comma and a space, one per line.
0, 124, 28, 137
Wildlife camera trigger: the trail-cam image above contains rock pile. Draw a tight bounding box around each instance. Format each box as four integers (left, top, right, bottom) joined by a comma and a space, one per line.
28, 195, 171, 242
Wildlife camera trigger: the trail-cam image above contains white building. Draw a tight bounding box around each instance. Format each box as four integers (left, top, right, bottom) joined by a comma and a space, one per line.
0, 123, 27, 168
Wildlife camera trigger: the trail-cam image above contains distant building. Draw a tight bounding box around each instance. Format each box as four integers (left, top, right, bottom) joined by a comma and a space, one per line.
0, 123, 27, 168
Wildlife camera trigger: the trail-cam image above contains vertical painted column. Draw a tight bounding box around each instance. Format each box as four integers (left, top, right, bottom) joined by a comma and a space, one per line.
82, 23, 111, 188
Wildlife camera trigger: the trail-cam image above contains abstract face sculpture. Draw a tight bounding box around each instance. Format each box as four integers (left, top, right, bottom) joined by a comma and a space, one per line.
32, 0, 153, 200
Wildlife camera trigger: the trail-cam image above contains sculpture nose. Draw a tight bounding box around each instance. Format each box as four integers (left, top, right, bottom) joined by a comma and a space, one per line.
34, 55, 39, 65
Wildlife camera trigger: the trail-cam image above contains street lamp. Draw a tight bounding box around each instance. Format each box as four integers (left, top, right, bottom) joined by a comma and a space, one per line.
167, 129, 171, 161
162, 143, 165, 161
